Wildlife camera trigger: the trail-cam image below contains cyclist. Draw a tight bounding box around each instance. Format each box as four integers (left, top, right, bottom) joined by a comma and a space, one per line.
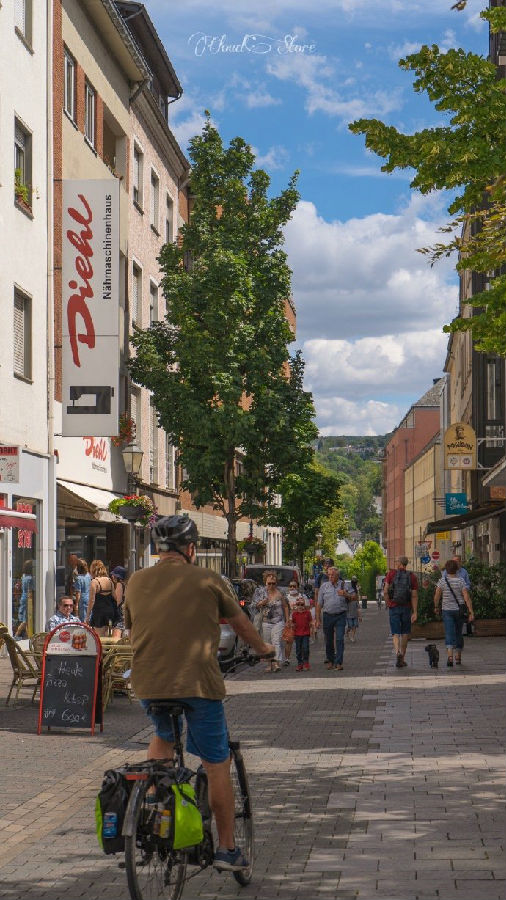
124, 515, 274, 873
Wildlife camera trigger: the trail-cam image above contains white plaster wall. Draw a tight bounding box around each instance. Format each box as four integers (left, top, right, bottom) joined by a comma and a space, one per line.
0, 1, 49, 454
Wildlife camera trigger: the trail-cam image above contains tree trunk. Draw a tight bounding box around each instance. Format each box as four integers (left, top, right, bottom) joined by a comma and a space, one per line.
225, 455, 238, 577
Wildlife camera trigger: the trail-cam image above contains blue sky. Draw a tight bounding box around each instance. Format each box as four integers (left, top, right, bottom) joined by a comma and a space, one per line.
143, 0, 488, 435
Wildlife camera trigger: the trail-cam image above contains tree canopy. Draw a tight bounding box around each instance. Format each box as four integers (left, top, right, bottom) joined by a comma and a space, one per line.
349, 4, 506, 355
129, 118, 316, 573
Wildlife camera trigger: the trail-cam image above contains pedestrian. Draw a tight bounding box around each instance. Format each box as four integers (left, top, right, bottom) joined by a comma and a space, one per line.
313, 557, 334, 606
346, 576, 362, 642
433, 559, 474, 666
292, 597, 313, 670
110, 565, 127, 640
383, 556, 418, 668
45, 596, 81, 632
255, 570, 289, 673
453, 554, 473, 635
315, 567, 348, 671
86, 560, 120, 636
14, 559, 33, 639
74, 559, 91, 621
284, 579, 305, 664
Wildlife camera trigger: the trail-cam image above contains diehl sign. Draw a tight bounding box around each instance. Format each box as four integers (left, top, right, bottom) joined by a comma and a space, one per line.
62, 180, 119, 436
444, 422, 477, 470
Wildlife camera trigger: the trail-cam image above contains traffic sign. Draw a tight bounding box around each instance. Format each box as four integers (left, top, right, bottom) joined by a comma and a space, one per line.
421, 555, 431, 564
431, 550, 440, 560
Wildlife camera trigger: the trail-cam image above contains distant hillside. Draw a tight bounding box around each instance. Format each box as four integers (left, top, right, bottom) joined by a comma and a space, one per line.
315, 435, 387, 543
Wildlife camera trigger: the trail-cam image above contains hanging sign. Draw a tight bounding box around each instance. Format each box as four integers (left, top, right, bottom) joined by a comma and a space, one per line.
445, 492, 468, 516
62, 180, 119, 437
444, 423, 477, 470
0, 446, 20, 483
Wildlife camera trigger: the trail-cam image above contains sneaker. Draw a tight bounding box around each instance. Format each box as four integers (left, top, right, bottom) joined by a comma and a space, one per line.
325, 661, 334, 670
395, 653, 404, 668
334, 664, 343, 670
303, 662, 310, 670
296, 664, 303, 671
284, 659, 290, 666
214, 847, 250, 872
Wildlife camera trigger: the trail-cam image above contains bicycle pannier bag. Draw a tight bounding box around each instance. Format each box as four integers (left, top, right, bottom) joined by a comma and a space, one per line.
172, 783, 204, 849
95, 768, 131, 854
388, 570, 412, 605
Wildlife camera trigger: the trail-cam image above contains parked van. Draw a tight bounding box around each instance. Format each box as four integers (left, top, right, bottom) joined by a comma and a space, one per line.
243, 564, 301, 595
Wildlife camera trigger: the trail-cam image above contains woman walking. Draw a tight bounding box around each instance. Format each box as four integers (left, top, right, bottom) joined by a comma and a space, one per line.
255, 570, 289, 672
86, 560, 120, 637
433, 559, 474, 666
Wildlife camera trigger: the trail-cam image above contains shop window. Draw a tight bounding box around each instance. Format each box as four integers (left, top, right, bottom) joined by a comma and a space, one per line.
11, 498, 38, 638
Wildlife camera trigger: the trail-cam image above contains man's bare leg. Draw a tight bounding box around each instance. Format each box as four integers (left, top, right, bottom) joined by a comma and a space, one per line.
202, 758, 235, 850
147, 734, 175, 761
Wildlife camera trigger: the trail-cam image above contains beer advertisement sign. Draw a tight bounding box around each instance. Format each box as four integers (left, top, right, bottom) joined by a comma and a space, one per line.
62, 180, 119, 437
444, 423, 477, 470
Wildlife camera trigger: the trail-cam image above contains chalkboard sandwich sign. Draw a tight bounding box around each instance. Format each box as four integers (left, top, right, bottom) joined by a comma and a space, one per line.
38, 622, 103, 735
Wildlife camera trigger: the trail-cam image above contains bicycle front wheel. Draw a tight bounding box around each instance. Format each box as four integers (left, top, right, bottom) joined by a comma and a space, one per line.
229, 742, 254, 886
124, 780, 187, 900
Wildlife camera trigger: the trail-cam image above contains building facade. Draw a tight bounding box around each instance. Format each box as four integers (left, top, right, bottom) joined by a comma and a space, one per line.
0, 0, 54, 636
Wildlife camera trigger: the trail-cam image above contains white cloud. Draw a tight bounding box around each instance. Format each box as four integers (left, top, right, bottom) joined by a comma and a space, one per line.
285, 197, 457, 342
388, 39, 422, 61
316, 398, 402, 437
267, 53, 403, 121
244, 89, 281, 108
253, 144, 290, 170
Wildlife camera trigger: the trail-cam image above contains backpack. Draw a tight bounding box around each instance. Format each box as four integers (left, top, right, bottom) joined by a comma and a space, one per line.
388, 570, 412, 606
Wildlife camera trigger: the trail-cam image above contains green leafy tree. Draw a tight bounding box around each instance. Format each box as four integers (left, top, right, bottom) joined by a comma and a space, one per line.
129, 119, 317, 574
349, 541, 387, 602
266, 464, 342, 574
349, 5, 506, 354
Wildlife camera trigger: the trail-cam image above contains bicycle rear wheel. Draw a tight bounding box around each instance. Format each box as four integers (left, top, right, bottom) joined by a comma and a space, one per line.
229, 742, 254, 886
124, 780, 187, 900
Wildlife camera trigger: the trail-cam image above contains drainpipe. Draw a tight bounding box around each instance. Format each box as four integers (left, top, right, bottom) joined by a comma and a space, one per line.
46, 0, 56, 623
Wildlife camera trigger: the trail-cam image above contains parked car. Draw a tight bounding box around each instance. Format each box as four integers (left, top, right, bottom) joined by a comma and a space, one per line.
218, 576, 254, 669
243, 564, 301, 595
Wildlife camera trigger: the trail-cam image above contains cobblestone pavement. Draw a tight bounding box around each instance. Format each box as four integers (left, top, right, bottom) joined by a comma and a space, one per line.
0, 607, 504, 899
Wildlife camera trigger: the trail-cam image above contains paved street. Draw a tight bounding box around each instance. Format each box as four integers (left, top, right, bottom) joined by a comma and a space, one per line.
0, 606, 504, 900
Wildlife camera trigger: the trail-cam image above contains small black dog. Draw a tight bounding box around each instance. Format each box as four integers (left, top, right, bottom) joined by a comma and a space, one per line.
425, 644, 439, 668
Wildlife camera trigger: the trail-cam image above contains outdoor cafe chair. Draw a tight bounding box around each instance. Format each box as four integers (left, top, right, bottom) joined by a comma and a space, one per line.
102, 644, 133, 711
0, 626, 41, 705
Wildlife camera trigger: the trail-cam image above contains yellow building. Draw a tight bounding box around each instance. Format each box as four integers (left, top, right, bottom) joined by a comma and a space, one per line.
404, 435, 452, 572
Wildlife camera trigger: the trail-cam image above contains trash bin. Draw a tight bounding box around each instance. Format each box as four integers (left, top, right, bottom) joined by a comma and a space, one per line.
361, 595, 367, 609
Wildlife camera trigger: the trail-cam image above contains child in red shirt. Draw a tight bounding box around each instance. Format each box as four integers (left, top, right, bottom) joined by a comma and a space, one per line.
292, 599, 313, 671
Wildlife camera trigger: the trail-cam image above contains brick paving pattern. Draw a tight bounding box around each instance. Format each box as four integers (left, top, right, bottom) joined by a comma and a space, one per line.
0, 606, 504, 899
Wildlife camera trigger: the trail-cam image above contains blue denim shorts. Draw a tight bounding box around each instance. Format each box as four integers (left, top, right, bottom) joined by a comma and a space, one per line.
388, 605, 412, 635
140, 697, 230, 764
347, 617, 358, 627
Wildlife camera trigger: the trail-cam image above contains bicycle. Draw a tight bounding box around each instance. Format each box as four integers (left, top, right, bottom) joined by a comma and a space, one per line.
120, 654, 266, 899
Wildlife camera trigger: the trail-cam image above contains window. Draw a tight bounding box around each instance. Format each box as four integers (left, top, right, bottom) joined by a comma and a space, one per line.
84, 81, 96, 148
132, 263, 142, 325
133, 144, 143, 207
165, 194, 174, 243
13, 288, 32, 380
150, 170, 159, 231
14, 119, 32, 209
149, 282, 158, 326
64, 50, 76, 121
15, 0, 32, 45
150, 401, 158, 484
130, 389, 141, 448
165, 437, 176, 490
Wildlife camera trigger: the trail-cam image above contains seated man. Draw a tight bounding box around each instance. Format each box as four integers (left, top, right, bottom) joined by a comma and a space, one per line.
45, 596, 81, 632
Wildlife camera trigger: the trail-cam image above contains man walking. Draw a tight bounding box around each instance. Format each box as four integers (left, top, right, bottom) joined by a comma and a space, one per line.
384, 556, 418, 668
315, 567, 348, 670
313, 557, 334, 606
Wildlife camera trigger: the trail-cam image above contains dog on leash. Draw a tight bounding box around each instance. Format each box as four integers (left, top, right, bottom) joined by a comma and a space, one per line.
425, 644, 439, 668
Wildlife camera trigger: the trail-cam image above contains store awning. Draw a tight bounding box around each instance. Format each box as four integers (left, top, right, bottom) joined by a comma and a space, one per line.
482, 456, 506, 488
426, 502, 505, 535
0, 508, 37, 531
57, 480, 127, 524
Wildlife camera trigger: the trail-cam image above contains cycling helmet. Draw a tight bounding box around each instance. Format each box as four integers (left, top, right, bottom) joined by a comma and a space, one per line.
151, 515, 199, 551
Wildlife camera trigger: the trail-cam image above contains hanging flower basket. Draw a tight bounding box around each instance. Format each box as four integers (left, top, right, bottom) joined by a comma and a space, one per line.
108, 494, 157, 527
238, 537, 266, 557
111, 414, 136, 448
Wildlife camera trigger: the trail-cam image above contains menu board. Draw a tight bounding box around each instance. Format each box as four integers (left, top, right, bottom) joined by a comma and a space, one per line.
38, 623, 102, 734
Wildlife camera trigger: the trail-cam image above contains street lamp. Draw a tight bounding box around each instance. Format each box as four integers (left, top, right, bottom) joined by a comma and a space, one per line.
120, 443, 144, 576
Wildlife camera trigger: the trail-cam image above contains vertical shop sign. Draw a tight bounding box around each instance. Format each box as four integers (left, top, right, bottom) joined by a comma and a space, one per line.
16, 501, 33, 548
62, 180, 119, 437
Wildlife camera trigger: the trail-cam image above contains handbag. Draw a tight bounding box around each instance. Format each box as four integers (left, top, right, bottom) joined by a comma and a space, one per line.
282, 622, 294, 642
444, 574, 469, 620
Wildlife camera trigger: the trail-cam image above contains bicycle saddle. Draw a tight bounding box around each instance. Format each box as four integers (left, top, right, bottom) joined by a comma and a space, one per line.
147, 700, 192, 718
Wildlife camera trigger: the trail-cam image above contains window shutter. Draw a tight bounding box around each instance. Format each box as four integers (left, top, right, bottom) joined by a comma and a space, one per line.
13, 293, 25, 375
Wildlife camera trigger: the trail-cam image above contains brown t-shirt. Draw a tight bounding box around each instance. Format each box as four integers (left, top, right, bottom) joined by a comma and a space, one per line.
124, 558, 240, 700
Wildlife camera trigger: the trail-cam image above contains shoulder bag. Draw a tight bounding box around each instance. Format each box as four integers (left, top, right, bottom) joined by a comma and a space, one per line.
444, 574, 469, 621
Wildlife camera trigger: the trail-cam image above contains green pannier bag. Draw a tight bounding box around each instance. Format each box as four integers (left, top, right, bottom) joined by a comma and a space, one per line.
172, 782, 204, 849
